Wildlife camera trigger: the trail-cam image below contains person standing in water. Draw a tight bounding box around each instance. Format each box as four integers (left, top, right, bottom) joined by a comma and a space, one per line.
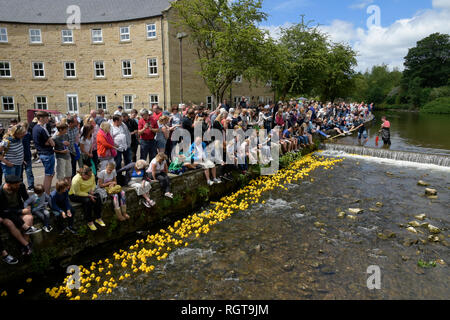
380, 116, 391, 146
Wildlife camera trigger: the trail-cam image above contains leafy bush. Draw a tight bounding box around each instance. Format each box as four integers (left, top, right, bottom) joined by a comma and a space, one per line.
420, 97, 450, 114
428, 86, 450, 102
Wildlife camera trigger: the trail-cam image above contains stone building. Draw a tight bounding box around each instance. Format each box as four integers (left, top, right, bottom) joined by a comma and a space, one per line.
0, 0, 274, 124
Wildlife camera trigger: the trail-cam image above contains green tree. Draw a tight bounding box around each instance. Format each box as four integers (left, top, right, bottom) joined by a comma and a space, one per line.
318, 42, 357, 101
403, 33, 450, 89
276, 16, 329, 98
171, 0, 270, 103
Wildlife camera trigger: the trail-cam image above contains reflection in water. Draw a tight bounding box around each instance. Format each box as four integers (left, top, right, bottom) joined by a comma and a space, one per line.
336, 111, 450, 155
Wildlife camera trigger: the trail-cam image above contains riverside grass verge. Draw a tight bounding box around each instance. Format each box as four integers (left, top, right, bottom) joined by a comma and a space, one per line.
34, 153, 343, 300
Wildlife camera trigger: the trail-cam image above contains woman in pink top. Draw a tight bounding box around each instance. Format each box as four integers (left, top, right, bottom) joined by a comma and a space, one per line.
380, 116, 391, 146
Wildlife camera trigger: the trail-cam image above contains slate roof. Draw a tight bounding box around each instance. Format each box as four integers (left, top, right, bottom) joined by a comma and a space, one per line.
0, 0, 172, 24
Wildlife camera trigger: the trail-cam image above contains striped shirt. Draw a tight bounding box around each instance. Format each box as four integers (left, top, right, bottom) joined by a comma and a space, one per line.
67, 126, 79, 155
0, 137, 24, 166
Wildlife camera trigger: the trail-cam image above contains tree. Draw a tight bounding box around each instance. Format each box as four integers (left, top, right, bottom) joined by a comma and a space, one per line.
403, 33, 450, 89
171, 0, 270, 103
317, 42, 357, 102
276, 16, 329, 97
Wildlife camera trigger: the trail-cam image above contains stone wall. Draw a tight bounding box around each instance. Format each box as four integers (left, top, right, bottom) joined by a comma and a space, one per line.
0, 165, 256, 284
0, 142, 319, 285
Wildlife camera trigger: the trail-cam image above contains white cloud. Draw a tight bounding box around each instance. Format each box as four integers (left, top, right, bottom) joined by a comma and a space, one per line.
267, 5, 450, 72
260, 22, 294, 40
349, 0, 374, 10
432, 0, 450, 9
318, 20, 356, 43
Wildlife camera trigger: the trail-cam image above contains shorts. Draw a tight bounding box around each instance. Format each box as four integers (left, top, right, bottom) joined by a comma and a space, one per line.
358, 130, 368, 140
0, 210, 25, 230
39, 154, 55, 176
129, 179, 152, 196
156, 139, 166, 150
1, 164, 22, 178
56, 157, 71, 180
198, 159, 215, 169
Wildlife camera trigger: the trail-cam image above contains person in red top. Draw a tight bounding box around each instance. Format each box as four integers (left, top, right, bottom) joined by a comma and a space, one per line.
380, 116, 391, 146
138, 108, 159, 162
151, 104, 163, 122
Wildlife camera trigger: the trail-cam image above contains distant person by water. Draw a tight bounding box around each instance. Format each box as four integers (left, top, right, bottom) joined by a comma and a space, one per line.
380, 116, 391, 146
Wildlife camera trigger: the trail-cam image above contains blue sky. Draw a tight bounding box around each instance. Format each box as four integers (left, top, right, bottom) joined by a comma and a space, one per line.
259, 0, 450, 71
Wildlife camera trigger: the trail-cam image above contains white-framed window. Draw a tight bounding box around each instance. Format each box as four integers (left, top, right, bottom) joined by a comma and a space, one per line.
123, 95, 133, 110
122, 60, 132, 77
91, 29, 103, 43
0, 61, 11, 77
67, 94, 78, 113
64, 61, 76, 78
61, 29, 73, 43
0, 27, 8, 42
234, 96, 240, 107
147, 58, 158, 76
1, 96, 14, 112
146, 24, 156, 39
266, 96, 272, 104
96, 95, 107, 110
29, 29, 42, 43
35, 96, 48, 110
94, 61, 105, 78
265, 79, 272, 87
32, 62, 45, 78
149, 94, 159, 106
120, 26, 130, 41
234, 75, 242, 83
258, 96, 265, 103
206, 96, 214, 109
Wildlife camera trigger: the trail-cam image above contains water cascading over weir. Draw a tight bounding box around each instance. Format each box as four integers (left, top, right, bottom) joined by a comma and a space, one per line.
321, 144, 450, 167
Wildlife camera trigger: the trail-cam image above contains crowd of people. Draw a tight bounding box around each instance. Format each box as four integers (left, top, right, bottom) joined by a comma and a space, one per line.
0, 97, 373, 265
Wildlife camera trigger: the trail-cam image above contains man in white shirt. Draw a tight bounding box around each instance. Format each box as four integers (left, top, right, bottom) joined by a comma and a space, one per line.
110, 115, 131, 170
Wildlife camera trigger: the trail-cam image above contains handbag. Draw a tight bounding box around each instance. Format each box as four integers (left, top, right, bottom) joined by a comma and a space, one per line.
106, 184, 122, 195
74, 143, 81, 161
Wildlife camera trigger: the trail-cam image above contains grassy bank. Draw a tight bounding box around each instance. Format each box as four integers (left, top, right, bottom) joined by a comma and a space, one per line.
376, 97, 450, 114
420, 97, 450, 114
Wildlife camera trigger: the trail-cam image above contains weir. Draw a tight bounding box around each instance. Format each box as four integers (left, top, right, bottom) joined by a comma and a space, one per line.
321, 143, 450, 167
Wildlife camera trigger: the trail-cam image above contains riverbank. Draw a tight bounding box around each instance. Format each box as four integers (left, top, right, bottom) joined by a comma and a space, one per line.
0, 143, 320, 286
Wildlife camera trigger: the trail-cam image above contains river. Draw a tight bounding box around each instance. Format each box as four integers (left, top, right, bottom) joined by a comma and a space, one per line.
335, 110, 450, 156
4, 111, 449, 300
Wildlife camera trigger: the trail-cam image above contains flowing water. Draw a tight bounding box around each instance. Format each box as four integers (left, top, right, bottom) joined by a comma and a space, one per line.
9, 111, 450, 300
330, 110, 450, 156
96, 155, 450, 300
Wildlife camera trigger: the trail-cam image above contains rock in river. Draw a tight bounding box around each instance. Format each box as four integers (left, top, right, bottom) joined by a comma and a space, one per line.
417, 180, 429, 186
428, 225, 441, 234
347, 215, 357, 220
348, 208, 364, 214
414, 214, 426, 221
425, 188, 437, 196
376, 202, 383, 207
337, 212, 346, 219
408, 221, 421, 228
314, 222, 325, 228
407, 227, 418, 234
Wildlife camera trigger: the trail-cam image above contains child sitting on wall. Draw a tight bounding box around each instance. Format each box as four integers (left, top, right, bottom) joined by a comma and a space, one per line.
24, 184, 52, 233
97, 162, 129, 221
128, 160, 155, 208
50, 180, 77, 235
